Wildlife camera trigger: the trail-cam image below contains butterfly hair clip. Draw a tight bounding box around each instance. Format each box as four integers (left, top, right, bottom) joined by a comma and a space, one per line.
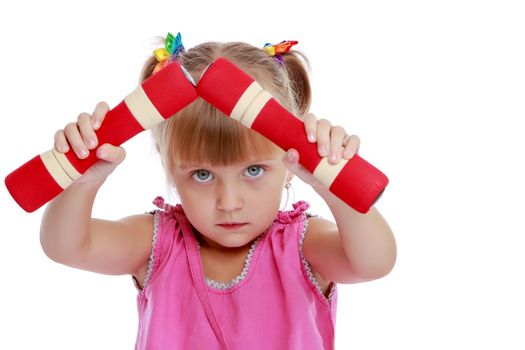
153, 32, 185, 74
262, 40, 298, 65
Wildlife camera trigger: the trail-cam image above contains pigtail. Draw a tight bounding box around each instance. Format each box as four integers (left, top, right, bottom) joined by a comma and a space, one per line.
139, 55, 158, 83
282, 51, 312, 116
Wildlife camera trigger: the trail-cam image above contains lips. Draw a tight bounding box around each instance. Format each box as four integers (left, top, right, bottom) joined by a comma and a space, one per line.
218, 223, 247, 229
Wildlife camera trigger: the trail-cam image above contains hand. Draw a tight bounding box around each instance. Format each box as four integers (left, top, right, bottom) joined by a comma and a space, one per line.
283, 112, 360, 189
53, 101, 126, 185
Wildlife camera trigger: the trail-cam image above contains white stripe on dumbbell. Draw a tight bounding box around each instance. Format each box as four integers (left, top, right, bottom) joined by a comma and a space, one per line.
52, 149, 82, 181
124, 85, 165, 130
40, 150, 74, 189
240, 90, 272, 128
231, 82, 263, 122
313, 157, 349, 188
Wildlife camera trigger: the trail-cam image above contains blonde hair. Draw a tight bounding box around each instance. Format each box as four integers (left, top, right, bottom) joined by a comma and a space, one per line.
140, 40, 312, 183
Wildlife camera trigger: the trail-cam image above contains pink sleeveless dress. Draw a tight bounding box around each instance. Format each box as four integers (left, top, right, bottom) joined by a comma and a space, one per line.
133, 197, 338, 349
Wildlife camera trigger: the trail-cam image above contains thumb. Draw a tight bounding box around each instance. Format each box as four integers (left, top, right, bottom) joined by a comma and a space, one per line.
74, 144, 126, 185
92, 144, 126, 176
96, 144, 126, 165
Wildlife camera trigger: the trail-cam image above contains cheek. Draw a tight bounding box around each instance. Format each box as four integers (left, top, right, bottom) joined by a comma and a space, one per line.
251, 181, 284, 208
173, 184, 211, 217
179, 189, 213, 211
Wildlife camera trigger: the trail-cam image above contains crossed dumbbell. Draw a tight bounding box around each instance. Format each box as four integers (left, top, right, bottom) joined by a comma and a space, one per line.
5, 58, 388, 213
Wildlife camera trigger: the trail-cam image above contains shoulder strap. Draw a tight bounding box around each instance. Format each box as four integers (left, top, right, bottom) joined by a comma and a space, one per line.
174, 211, 229, 349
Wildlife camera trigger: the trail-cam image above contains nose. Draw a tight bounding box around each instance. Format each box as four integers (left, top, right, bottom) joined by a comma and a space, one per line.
216, 182, 243, 212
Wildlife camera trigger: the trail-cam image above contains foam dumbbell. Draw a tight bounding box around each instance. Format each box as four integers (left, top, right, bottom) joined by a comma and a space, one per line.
5, 61, 198, 212
197, 57, 388, 213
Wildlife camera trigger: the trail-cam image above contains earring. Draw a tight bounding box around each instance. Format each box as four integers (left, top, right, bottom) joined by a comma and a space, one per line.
281, 178, 294, 210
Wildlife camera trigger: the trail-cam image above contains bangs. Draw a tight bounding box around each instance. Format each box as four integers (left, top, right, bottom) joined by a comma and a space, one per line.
159, 98, 282, 170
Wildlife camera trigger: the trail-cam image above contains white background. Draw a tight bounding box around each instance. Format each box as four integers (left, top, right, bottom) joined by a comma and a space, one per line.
1, 0, 524, 349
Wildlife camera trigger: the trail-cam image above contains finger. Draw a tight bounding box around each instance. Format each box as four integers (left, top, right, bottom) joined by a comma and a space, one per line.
64, 122, 89, 159
316, 119, 332, 157
96, 144, 126, 164
328, 126, 346, 164
302, 113, 318, 143
77, 112, 98, 150
342, 134, 361, 159
92, 101, 110, 131
283, 149, 320, 187
53, 129, 70, 153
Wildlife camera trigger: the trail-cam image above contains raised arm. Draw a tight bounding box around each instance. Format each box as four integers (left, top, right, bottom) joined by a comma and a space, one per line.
39, 102, 152, 280
283, 113, 396, 284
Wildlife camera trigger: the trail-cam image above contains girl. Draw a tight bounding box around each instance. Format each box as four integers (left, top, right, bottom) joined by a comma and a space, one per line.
40, 35, 396, 349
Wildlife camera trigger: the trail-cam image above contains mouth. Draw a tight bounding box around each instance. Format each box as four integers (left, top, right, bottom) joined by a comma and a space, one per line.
218, 223, 247, 229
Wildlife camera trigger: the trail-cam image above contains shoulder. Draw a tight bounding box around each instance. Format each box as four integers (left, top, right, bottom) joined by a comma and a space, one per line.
119, 209, 181, 254
126, 205, 186, 289
122, 213, 161, 290
302, 216, 355, 284
118, 214, 155, 278
118, 213, 157, 248
302, 216, 340, 270
302, 216, 342, 258
119, 212, 155, 230
300, 216, 340, 297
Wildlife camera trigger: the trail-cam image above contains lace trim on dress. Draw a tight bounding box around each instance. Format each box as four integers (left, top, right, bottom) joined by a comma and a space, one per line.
197, 233, 265, 290
133, 210, 160, 291
300, 213, 336, 301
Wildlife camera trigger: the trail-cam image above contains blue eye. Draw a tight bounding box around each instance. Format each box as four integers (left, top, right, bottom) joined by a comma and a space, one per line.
192, 169, 213, 182
245, 165, 265, 178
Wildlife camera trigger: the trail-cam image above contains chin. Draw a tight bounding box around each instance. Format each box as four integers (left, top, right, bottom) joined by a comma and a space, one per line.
219, 235, 257, 249
221, 238, 250, 248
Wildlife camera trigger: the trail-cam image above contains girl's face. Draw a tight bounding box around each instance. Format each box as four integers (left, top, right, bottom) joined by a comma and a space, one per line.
171, 150, 290, 251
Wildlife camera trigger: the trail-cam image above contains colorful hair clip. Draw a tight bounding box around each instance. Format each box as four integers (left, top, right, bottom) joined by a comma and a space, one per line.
262, 40, 298, 65
153, 32, 185, 74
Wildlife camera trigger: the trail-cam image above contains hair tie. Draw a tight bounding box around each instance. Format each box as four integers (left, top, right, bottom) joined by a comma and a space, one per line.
153, 32, 185, 74
262, 40, 298, 65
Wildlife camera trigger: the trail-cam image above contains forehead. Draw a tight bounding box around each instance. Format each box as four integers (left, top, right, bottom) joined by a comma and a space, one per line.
174, 134, 285, 168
